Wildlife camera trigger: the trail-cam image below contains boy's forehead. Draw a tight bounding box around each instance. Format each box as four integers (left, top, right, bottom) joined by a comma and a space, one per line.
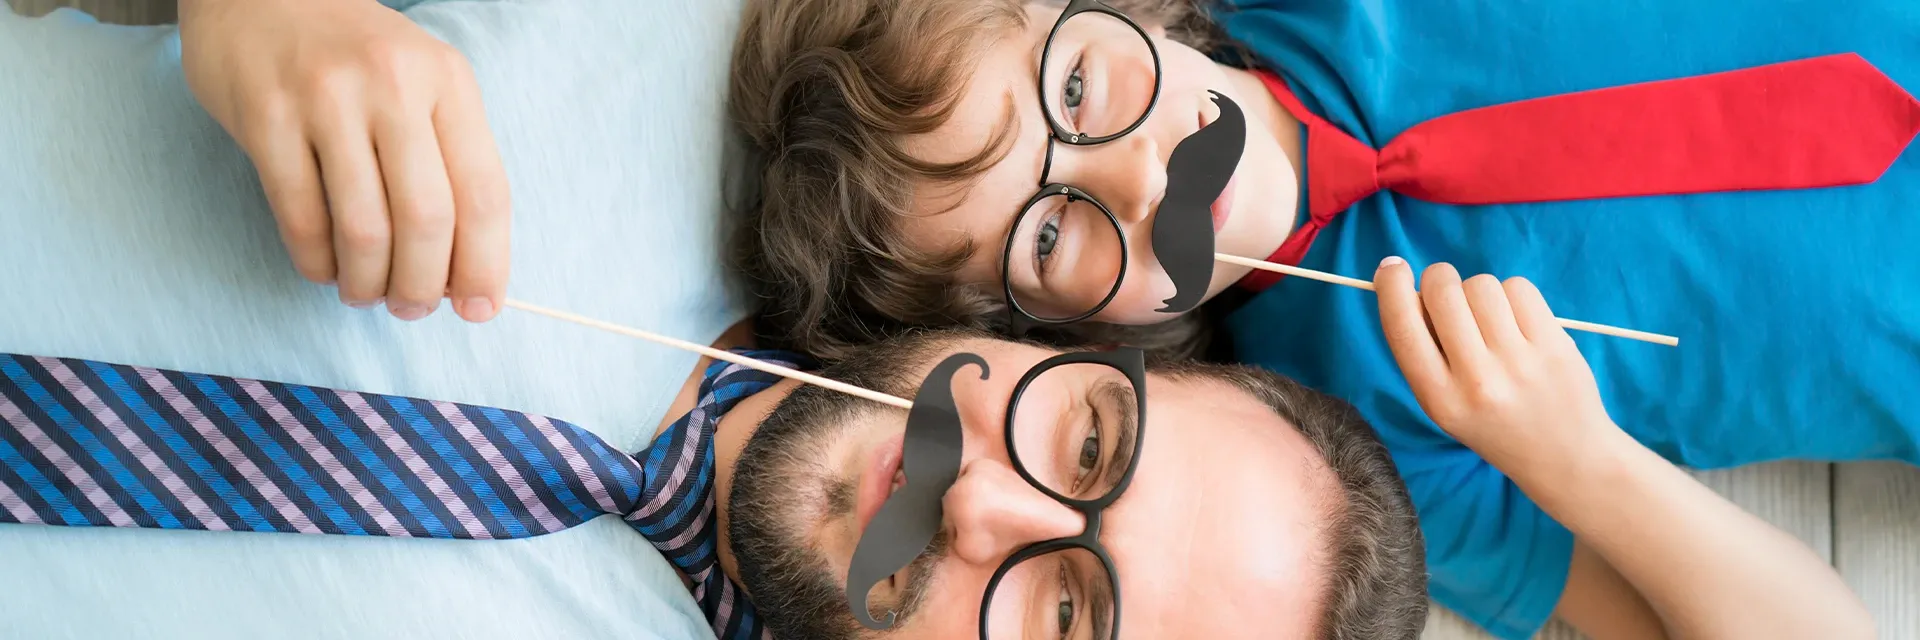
900, 53, 1053, 271
904, 31, 1035, 162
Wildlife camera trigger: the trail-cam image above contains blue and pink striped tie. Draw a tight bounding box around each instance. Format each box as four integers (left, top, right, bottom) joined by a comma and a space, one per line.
0, 351, 804, 640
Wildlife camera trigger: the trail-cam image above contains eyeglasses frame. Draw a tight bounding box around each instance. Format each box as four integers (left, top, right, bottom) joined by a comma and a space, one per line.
975, 346, 1148, 640
1000, 0, 1165, 333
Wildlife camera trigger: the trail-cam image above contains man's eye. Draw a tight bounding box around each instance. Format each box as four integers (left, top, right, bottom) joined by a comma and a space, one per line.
1056, 567, 1077, 638
1077, 429, 1100, 480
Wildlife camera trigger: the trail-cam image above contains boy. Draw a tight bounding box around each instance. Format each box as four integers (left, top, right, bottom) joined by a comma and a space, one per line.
728, 0, 1914, 637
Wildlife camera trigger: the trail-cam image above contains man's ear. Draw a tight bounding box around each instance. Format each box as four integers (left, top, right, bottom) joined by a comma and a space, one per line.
1145, 22, 1167, 39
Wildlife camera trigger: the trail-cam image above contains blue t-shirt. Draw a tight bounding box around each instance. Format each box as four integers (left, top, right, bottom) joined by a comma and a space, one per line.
1214, 1, 1920, 637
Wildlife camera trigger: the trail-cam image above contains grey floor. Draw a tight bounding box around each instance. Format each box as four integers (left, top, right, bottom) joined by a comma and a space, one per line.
9, 0, 1920, 638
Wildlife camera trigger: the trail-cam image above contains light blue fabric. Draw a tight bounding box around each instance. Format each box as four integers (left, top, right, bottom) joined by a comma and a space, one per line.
0, 1, 755, 638
1214, 0, 1920, 638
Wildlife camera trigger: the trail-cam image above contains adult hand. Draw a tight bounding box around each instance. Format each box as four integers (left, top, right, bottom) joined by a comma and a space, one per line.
181, 0, 510, 322
1373, 257, 1614, 470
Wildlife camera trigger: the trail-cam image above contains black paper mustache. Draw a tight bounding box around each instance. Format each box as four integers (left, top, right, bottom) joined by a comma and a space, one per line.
846, 352, 987, 630
1152, 90, 1246, 314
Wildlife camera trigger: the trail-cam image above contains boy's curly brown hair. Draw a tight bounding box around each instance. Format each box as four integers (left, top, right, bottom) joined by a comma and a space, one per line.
727, 0, 1236, 364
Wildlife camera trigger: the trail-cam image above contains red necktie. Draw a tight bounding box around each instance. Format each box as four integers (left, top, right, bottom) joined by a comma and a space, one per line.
1244, 53, 1920, 292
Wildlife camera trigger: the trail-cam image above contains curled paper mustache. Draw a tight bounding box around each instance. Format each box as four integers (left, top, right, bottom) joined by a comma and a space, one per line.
1152, 90, 1246, 314
846, 352, 987, 630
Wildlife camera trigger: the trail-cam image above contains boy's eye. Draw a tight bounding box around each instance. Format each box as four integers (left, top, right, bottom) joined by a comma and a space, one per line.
1035, 215, 1061, 263
1063, 69, 1085, 112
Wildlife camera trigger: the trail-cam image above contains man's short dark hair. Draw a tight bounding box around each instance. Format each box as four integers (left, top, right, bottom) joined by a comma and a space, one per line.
1156, 361, 1430, 639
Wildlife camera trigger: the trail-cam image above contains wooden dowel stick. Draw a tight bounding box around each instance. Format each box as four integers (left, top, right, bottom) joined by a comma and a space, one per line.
502, 299, 915, 410
1213, 253, 1681, 347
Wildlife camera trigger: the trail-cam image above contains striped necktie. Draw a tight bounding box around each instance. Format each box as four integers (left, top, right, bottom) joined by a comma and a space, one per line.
0, 350, 806, 640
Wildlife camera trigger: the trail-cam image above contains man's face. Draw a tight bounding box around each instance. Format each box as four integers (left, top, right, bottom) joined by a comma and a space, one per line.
714, 335, 1337, 639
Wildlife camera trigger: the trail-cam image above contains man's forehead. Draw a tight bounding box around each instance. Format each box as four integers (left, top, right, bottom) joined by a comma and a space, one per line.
912, 337, 1054, 374
900, 340, 1286, 416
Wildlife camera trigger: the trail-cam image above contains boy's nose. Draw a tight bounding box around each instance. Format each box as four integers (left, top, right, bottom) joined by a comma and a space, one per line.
944, 458, 1085, 566
1079, 133, 1166, 225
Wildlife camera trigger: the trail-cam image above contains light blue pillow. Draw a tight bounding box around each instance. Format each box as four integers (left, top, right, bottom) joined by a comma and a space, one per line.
0, 1, 753, 638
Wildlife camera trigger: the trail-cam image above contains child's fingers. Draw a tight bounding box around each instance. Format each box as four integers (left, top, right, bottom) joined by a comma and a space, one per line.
1419, 263, 1492, 372
1462, 274, 1526, 352
1502, 277, 1571, 346
1374, 257, 1452, 398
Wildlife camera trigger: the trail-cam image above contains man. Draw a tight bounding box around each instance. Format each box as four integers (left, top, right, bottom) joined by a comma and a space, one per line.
707, 329, 1429, 639
3, 318, 1434, 640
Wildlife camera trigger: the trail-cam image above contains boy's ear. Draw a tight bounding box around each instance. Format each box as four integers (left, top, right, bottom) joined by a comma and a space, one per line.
1145, 23, 1167, 39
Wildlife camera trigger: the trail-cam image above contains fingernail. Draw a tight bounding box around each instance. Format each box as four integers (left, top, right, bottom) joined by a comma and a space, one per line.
461, 297, 495, 321
1379, 256, 1406, 269
391, 304, 432, 321
348, 297, 384, 309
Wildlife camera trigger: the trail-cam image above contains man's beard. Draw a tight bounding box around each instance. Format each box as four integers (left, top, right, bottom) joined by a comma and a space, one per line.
728, 330, 965, 639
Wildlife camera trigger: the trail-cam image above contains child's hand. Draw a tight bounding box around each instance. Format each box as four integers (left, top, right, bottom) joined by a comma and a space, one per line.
1373, 258, 1615, 470
181, 0, 511, 323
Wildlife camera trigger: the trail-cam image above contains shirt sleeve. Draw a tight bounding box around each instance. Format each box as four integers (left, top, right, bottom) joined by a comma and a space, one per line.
1396, 438, 1576, 639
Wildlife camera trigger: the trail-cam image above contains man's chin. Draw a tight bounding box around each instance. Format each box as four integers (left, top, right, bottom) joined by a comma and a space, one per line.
726, 377, 870, 640
725, 328, 981, 638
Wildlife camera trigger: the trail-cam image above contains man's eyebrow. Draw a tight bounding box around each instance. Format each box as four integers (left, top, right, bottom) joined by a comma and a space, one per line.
1091, 569, 1115, 640
1097, 379, 1139, 485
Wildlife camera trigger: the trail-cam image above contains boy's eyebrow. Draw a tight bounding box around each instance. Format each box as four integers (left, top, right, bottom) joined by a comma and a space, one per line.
973, 29, 1054, 284
985, 87, 1036, 285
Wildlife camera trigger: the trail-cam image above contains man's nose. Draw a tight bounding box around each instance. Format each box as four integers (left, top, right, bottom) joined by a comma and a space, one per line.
1074, 133, 1165, 225
944, 458, 1086, 566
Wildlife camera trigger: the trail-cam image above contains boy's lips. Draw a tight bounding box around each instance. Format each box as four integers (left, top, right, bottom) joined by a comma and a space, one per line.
1212, 172, 1238, 233
1199, 102, 1239, 234
855, 433, 907, 535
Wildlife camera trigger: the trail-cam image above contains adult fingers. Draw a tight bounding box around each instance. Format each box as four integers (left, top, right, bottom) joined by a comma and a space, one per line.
1419, 263, 1492, 372
434, 61, 511, 323
1375, 257, 1452, 399
1462, 273, 1526, 352
249, 103, 336, 285
312, 92, 393, 308
374, 107, 456, 321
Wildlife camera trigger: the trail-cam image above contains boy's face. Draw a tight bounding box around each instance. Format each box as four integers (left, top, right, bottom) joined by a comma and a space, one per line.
712, 335, 1336, 639
903, 2, 1301, 326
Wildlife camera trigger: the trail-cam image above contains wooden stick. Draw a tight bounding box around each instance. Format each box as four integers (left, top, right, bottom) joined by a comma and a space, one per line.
502, 299, 915, 410
1213, 253, 1681, 347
